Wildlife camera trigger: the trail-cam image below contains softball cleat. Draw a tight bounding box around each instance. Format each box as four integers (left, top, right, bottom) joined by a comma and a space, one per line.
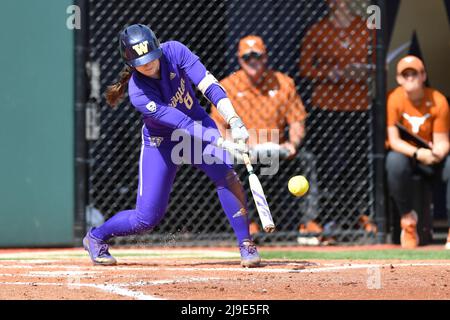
239, 239, 261, 268
83, 228, 117, 266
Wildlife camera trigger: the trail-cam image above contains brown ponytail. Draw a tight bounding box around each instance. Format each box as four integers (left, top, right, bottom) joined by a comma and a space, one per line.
105, 66, 133, 107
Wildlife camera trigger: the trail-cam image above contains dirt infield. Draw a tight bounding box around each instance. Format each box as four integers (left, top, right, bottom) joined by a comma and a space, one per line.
0, 246, 449, 300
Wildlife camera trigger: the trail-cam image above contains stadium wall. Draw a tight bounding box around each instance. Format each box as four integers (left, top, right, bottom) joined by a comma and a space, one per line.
0, 0, 74, 246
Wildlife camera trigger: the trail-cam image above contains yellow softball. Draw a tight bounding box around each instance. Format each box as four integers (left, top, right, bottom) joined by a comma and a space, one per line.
288, 175, 309, 197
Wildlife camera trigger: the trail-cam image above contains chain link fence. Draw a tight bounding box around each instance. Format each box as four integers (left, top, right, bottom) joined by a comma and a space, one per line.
85, 0, 379, 246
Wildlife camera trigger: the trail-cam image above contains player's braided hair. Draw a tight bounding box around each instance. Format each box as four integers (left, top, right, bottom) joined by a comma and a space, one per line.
105, 66, 133, 107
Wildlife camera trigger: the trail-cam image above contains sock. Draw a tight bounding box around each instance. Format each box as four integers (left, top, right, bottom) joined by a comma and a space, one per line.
216, 185, 251, 245
91, 210, 149, 241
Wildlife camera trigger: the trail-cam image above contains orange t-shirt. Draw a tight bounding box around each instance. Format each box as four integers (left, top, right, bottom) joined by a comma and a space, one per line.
210, 69, 306, 144
387, 86, 449, 146
299, 16, 375, 111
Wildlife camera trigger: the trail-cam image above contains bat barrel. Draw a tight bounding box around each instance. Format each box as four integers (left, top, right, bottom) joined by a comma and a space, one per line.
240, 141, 276, 234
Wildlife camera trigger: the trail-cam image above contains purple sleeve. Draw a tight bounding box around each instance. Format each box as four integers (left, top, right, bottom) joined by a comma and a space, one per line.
130, 91, 221, 144
170, 41, 227, 105
203, 77, 228, 105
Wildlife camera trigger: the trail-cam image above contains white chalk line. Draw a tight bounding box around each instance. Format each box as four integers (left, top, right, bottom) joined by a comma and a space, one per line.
0, 276, 224, 300
85, 283, 162, 300
0, 281, 161, 300
29, 271, 100, 276
0, 273, 223, 285
0, 273, 97, 279
1, 262, 449, 300
0, 249, 239, 260
124, 277, 224, 287
1, 262, 449, 275
4, 262, 450, 273
0, 260, 58, 264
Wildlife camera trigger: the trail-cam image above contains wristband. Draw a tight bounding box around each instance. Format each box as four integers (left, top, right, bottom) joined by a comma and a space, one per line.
229, 117, 244, 128
217, 98, 238, 124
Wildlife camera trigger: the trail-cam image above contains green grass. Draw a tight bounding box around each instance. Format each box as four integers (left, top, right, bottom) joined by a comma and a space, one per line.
109, 249, 449, 260
260, 249, 450, 260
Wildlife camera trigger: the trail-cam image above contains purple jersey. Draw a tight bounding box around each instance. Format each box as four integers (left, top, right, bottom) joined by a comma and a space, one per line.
128, 41, 226, 147
88, 37, 253, 256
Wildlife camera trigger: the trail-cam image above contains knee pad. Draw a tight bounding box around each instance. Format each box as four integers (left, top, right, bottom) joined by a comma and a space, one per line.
215, 170, 239, 188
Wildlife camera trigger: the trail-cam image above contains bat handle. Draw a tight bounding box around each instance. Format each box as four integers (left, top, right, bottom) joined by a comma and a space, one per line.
242, 153, 254, 172
239, 140, 254, 173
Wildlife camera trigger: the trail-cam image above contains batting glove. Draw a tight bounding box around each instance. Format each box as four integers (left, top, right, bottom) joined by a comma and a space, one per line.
215, 137, 248, 160
229, 117, 249, 143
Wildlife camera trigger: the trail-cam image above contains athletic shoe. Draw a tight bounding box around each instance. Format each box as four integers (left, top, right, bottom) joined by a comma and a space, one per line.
83, 228, 117, 265
400, 210, 419, 249
298, 220, 336, 246
445, 229, 450, 250
249, 221, 261, 235
239, 239, 261, 268
358, 214, 378, 234
298, 220, 323, 235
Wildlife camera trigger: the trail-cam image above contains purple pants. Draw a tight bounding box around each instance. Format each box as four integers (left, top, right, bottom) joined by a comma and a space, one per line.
92, 119, 251, 245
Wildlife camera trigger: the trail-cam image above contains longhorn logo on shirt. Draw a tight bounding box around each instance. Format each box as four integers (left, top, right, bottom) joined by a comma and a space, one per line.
132, 41, 149, 56
402, 113, 431, 133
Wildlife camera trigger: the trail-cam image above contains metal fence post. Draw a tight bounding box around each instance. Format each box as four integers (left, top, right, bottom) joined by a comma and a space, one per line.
372, 0, 388, 243
74, 0, 90, 244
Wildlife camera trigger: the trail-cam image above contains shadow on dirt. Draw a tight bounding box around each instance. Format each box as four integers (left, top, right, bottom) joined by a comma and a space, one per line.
174, 260, 319, 269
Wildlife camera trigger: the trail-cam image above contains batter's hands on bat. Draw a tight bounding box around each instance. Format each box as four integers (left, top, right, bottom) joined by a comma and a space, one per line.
229, 116, 249, 143
215, 137, 248, 160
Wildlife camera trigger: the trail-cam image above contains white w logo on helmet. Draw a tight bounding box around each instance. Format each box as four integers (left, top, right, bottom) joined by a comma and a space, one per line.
132, 41, 149, 56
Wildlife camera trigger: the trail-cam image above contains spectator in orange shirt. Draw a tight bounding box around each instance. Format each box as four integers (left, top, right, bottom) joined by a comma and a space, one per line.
299, 0, 374, 112
386, 55, 450, 249
212, 36, 306, 155
211, 35, 322, 240
298, 0, 377, 237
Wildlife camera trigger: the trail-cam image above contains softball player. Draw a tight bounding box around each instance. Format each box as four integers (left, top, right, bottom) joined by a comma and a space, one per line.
83, 24, 261, 267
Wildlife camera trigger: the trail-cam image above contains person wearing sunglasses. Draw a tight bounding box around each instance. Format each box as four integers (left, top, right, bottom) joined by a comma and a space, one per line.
386, 55, 450, 249
212, 35, 306, 161
210, 35, 323, 243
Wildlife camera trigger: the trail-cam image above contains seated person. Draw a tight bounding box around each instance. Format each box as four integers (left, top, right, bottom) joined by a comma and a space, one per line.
210, 35, 321, 240
386, 55, 450, 249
